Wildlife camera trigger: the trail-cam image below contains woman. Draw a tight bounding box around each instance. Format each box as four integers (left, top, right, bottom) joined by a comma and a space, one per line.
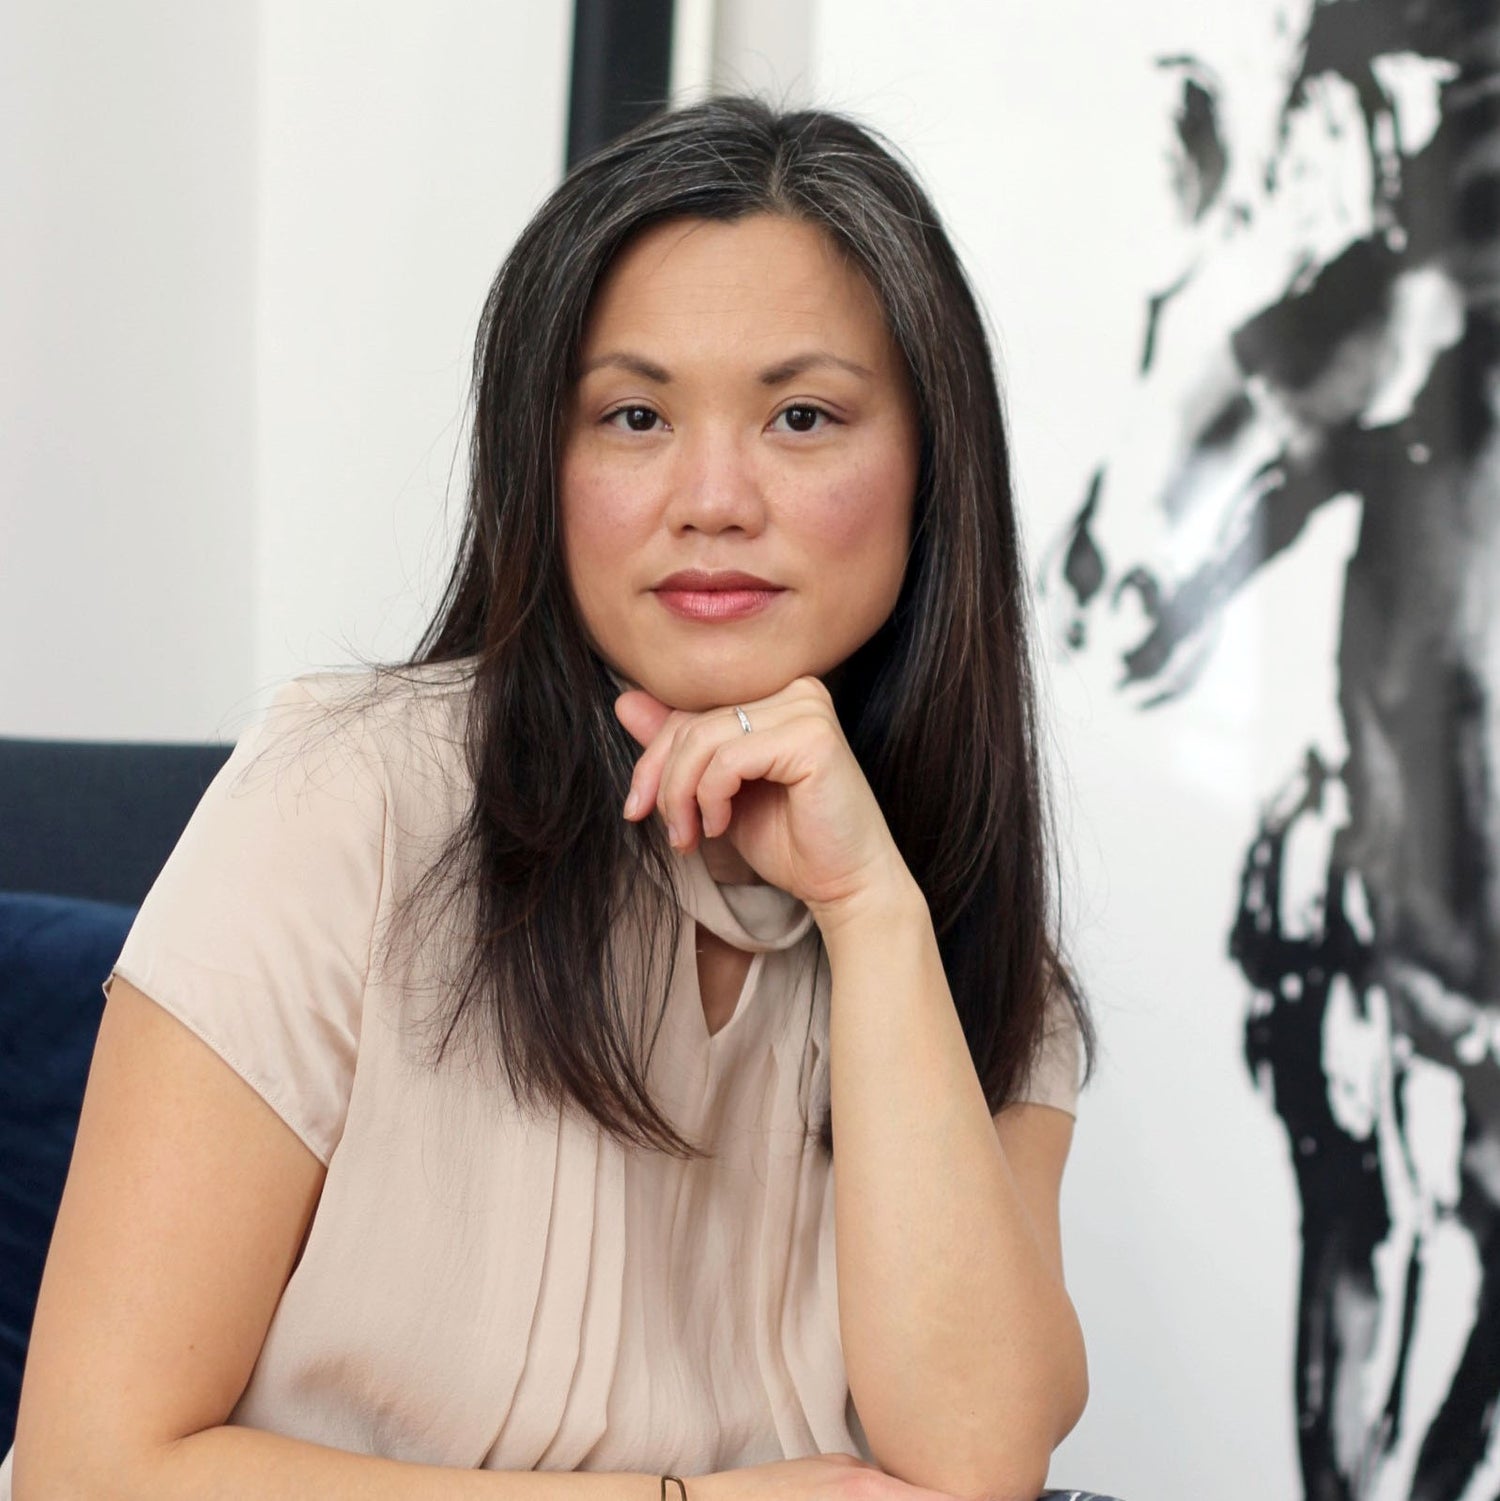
8, 97, 1092, 1501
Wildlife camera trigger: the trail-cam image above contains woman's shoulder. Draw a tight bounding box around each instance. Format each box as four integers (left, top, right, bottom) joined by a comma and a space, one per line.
109, 662, 481, 1168
204, 659, 478, 861
288, 656, 478, 723
246, 657, 477, 778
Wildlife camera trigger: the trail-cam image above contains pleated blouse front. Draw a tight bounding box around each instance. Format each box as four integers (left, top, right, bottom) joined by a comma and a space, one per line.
0, 662, 1078, 1492
482, 872, 861, 1474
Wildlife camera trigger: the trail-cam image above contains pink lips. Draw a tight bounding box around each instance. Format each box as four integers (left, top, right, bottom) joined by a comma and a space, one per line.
652, 570, 785, 622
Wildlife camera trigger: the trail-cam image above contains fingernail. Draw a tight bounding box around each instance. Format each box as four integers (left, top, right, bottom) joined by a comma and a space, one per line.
624, 788, 641, 818
666, 822, 681, 848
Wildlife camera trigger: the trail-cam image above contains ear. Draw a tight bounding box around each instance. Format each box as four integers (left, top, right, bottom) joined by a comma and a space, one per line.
613, 689, 674, 749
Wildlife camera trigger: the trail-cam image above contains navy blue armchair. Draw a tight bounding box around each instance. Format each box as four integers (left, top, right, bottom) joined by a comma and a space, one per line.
0, 734, 232, 1453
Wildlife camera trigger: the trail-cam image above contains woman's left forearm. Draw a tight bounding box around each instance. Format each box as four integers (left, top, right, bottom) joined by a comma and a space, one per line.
817, 874, 1088, 1501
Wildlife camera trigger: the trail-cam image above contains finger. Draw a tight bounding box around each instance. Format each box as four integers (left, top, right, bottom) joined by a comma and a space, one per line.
626, 713, 696, 834
618, 695, 688, 821
656, 706, 770, 849
693, 742, 748, 841
684, 718, 817, 846
626, 681, 828, 836
613, 689, 673, 751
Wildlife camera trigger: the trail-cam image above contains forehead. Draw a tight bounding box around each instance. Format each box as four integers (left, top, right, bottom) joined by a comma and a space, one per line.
579, 214, 894, 359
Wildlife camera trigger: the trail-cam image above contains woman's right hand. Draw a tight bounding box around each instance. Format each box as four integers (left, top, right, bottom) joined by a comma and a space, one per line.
691, 1453, 964, 1501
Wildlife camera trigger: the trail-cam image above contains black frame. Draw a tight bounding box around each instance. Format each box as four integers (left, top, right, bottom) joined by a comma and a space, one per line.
566, 0, 676, 169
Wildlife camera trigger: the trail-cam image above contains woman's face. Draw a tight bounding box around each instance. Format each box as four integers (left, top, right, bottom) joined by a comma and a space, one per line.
559, 213, 921, 712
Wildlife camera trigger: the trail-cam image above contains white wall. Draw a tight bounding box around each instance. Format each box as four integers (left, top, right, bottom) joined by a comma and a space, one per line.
1, 4, 258, 741
2, 2, 573, 741
254, 2, 572, 702
706, 0, 813, 107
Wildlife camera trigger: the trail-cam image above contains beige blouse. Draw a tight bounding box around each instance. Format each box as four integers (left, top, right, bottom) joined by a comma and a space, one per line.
1, 662, 1079, 1489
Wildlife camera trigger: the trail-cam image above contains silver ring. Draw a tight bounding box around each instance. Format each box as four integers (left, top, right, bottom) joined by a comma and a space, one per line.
733, 705, 753, 734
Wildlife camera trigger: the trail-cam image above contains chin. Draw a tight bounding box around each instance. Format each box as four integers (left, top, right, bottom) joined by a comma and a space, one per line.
642, 658, 824, 713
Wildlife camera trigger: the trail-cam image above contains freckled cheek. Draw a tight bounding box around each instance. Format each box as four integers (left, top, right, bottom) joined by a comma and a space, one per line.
561, 458, 659, 543
558, 461, 660, 612
787, 456, 915, 571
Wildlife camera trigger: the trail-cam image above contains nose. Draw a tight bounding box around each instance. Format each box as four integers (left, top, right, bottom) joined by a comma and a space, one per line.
662, 425, 768, 537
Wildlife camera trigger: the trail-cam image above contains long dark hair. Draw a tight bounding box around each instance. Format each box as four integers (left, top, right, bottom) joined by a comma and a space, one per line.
391, 94, 1091, 1160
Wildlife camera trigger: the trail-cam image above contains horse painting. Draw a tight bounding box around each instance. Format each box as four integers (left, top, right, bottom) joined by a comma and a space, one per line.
1043, 4, 1500, 1496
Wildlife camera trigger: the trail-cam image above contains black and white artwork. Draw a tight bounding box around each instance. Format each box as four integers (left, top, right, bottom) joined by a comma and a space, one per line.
1041, 3, 1500, 1497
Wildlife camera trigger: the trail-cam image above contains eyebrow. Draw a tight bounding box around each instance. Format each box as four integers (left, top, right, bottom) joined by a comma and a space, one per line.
759, 351, 875, 385
576, 350, 875, 385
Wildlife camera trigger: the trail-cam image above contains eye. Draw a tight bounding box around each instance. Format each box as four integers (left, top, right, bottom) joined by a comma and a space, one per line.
772, 404, 834, 434
604, 405, 666, 433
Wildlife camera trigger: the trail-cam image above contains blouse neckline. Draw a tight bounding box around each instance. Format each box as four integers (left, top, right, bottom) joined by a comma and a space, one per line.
671, 848, 816, 954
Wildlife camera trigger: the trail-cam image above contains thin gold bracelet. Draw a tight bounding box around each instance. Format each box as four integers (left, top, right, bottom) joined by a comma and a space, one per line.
660, 1477, 687, 1500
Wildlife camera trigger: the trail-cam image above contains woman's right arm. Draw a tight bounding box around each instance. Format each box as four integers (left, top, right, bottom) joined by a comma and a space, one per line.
11, 977, 663, 1501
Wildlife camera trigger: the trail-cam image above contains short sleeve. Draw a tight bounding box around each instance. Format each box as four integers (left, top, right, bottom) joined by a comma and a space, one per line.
105, 677, 387, 1165
1013, 987, 1083, 1117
